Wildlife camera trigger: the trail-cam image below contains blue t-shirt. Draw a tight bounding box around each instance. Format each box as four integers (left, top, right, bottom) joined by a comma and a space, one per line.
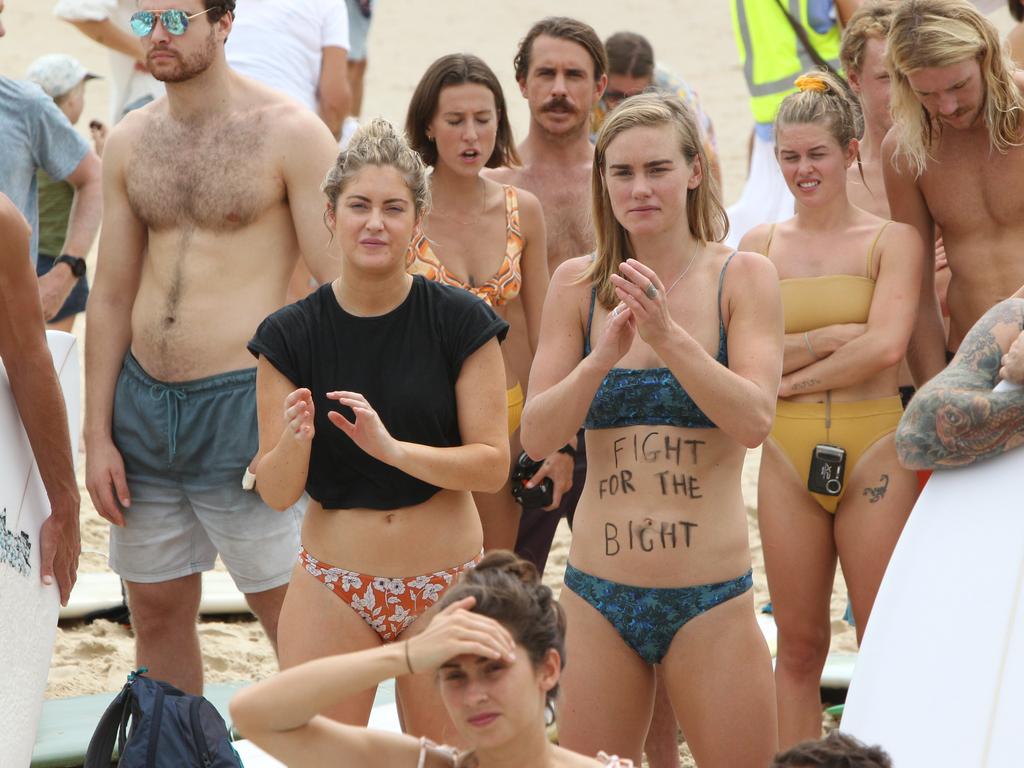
0, 77, 89, 265
808, 0, 836, 35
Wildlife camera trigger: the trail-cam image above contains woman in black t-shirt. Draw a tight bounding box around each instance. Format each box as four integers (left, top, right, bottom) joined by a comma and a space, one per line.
248, 119, 509, 740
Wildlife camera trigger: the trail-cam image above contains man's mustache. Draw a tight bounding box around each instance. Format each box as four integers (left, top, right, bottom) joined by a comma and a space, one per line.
542, 97, 576, 113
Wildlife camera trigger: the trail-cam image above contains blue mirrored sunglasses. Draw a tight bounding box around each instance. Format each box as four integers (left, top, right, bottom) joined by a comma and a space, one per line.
129, 7, 214, 37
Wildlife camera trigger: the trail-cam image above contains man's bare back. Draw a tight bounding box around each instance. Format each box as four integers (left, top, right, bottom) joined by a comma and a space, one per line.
111, 78, 338, 381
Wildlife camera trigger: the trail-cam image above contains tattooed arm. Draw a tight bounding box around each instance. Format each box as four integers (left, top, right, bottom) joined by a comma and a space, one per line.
895, 299, 1024, 469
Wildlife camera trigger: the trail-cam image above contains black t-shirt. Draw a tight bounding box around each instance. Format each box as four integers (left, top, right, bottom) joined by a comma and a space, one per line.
248, 276, 508, 510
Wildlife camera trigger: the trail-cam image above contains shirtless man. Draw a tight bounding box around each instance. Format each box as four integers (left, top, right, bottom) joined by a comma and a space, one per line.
485, 15, 607, 575
842, 1, 895, 219
85, 0, 340, 694
842, 0, 937, 413
884, 0, 1024, 384
489, 16, 606, 279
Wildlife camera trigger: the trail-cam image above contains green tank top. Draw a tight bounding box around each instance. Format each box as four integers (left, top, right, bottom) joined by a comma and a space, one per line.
36, 170, 74, 257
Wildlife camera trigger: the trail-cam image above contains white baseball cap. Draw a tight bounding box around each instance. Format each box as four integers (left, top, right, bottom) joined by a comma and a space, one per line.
26, 54, 100, 99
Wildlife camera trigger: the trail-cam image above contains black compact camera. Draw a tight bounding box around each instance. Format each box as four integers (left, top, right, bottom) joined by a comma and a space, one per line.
510, 451, 554, 509
807, 443, 846, 496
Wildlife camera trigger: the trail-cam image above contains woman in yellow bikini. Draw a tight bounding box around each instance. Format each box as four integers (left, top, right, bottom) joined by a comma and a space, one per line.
406, 54, 564, 552
739, 71, 924, 749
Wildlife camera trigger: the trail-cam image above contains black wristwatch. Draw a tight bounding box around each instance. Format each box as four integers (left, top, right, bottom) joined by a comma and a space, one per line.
56, 254, 87, 278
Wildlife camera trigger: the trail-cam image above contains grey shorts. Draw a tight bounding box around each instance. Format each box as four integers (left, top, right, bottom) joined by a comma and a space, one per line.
346, 0, 371, 61
108, 479, 303, 592
109, 353, 302, 591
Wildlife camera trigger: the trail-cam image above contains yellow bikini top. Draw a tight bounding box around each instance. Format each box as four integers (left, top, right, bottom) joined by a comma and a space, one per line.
766, 221, 890, 334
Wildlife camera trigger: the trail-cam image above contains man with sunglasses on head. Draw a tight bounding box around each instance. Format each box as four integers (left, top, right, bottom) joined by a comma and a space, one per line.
590, 31, 722, 190
84, 0, 340, 695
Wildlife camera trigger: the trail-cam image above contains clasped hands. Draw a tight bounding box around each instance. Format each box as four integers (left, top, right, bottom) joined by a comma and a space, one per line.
591, 258, 681, 370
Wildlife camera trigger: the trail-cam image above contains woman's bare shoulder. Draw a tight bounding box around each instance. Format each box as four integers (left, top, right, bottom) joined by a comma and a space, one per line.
736, 222, 774, 255
721, 245, 779, 283
551, 255, 595, 289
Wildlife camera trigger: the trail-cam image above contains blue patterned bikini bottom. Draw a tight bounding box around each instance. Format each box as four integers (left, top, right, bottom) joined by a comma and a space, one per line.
563, 563, 753, 664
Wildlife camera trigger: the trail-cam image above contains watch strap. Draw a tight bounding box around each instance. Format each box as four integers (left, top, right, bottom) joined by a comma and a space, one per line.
56, 254, 87, 278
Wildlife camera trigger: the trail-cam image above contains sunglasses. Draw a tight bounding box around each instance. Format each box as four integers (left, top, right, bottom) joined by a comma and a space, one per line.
604, 89, 645, 105
129, 7, 216, 37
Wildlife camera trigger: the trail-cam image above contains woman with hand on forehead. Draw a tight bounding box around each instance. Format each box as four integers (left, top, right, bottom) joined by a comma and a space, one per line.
739, 71, 922, 749
522, 93, 782, 766
231, 551, 634, 767
247, 119, 509, 742
405, 54, 559, 554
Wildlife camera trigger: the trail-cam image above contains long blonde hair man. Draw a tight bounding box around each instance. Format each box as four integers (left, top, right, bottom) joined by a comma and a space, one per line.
887, 0, 1024, 176
880, 0, 1024, 386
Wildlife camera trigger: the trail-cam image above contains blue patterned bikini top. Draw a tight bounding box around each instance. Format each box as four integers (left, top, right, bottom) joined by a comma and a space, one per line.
582, 252, 734, 430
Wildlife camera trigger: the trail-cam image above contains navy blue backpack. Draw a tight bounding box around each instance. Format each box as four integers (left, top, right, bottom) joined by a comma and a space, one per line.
84, 670, 242, 767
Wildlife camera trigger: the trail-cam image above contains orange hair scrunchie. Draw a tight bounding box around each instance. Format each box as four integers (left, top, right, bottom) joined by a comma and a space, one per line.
794, 74, 828, 93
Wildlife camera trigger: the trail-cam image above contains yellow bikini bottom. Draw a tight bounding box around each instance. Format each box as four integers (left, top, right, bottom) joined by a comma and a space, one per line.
507, 382, 524, 436
769, 396, 903, 514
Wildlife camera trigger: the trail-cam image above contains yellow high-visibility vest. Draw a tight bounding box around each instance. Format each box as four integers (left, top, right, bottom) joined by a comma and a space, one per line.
731, 0, 842, 124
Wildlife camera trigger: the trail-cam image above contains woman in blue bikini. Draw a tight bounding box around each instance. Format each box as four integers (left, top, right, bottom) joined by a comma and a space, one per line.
521, 93, 783, 766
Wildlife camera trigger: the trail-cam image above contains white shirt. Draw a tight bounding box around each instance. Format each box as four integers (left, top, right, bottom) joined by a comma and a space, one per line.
53, 0, 165, 123
226, 0, 349, 111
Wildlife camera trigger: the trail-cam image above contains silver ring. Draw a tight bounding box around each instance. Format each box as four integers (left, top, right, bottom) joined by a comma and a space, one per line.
644, 283, 658, 300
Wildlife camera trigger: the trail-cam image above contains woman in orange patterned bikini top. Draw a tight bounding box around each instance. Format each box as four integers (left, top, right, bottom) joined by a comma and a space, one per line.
404, 54, 570, 553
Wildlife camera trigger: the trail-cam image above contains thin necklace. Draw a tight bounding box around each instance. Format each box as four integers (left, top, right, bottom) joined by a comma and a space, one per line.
663, 240, 701, 295
435, 175, 487, 226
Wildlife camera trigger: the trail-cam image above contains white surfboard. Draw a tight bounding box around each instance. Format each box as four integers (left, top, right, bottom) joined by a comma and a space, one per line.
842, 386, 1024, 766
61, 570, 250, 621
0, 331, 79, 767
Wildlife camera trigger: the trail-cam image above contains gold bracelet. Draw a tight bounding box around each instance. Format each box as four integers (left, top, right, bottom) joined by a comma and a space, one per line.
804, 331, 820, 360
404, 639, 415, 675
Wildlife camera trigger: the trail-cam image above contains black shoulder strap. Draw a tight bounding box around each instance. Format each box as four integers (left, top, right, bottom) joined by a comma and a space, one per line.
772, 0, 839, 77
84, 684, 132, 768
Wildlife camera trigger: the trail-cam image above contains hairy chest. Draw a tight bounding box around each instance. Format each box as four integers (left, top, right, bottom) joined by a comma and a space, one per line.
126, 115, 282, 231
524, 169, 595, 261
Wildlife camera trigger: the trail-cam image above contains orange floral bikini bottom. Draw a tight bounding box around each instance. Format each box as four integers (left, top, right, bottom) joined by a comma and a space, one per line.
298, 547, 482, 642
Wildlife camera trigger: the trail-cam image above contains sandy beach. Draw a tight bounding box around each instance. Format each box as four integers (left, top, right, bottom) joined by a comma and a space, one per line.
4, 0, 1018, 764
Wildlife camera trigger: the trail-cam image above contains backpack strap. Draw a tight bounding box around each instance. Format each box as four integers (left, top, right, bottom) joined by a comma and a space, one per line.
145, 680, 167, 766
84, 683, 132, 768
